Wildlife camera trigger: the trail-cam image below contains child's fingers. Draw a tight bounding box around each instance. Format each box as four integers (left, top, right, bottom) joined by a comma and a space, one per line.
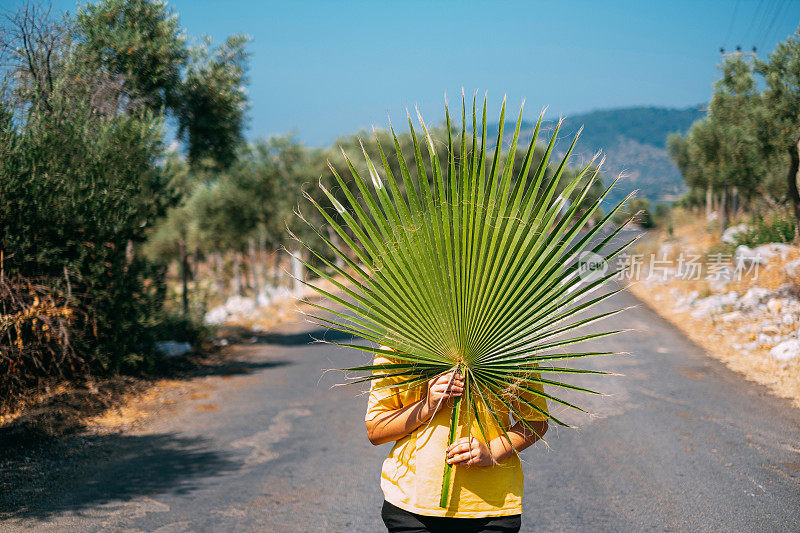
431, 383, 463, 395
428, 373, 464, 404
446, 438, 473, 454
435, 380, 463, 391
446, 451, 475, 465
433, 373, 464, 386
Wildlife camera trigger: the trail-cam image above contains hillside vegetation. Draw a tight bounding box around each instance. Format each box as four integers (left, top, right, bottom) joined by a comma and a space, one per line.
493, 105, 705, 204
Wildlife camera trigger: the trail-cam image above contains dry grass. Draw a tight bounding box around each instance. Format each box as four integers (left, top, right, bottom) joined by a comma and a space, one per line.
630, 209, 800, 408
83, 378, 192, 432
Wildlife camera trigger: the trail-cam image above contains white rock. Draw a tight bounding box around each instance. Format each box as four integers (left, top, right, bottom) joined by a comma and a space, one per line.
155, 340, 192, 358
224, 295, 256, 314
256, 290, 272, 307
733, 341, 758, 352
673, 290, 700, 312
757, 333, 777, 346
690, 291, 739, 318
722, 291, 739, 305
721, 224, 750, 244
753, 243, 792, 260
720, 311, 743, 322
736, 287, 773, 310
735, 245, 768, 267
204, 305, 229, 325
770, 339, 800, 361
782, 313, 796, 325
785, 259, 800, 278
776, 284, 797, 297
766, 298, 783, 314
760, 321, 781, 334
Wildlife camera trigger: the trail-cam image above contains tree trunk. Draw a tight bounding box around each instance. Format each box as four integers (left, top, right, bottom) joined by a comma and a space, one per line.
291, 249, 304, 295
720, 185, 728, 232
248, 237, 258, 291
213, 251, 224, 297
706, 185, 713, 219
787, 136, 800, 238
232, 253, 242, 296
273, 245, 281, 287
125, 240, 135, 272
179, 241, 189, 315
192, 245, 199, 281
259, 234, 268, 292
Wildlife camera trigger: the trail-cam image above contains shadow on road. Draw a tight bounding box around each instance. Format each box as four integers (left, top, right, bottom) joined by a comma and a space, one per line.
0, 431, 239, 520
0, 323, 354, 522
252, 327, 356, 346
189, 357, 293, 377
0, 351, 290, 522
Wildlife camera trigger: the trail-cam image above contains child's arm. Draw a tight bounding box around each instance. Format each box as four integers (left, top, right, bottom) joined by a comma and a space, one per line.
366, 372, 464, 445
446, 419, 548, 466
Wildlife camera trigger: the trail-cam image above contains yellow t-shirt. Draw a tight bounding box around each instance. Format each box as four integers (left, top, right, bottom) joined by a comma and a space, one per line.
365, 354, 549, 518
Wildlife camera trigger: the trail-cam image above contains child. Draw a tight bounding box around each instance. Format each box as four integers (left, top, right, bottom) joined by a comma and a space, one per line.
365, 352, 549, 533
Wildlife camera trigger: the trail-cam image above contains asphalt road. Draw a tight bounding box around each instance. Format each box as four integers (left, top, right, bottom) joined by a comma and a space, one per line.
3, 287, 800, 532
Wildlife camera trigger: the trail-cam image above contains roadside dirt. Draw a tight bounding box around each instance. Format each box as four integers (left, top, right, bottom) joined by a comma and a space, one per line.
0, 341, 250, 448
628, 215, 800, 409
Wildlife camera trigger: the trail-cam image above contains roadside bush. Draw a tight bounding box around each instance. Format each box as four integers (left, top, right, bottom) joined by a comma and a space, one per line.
0, 0, 234, 406
0, 49, 203, 401
734, 212, 796, 247
0, 272, 83, 404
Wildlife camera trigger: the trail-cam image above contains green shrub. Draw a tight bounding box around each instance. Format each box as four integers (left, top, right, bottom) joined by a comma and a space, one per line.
0, 55, 176, 384
705, 241, 736, 261
734, 212, 796, 247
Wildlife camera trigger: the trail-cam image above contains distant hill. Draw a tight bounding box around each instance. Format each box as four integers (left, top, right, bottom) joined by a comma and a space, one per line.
492, 105, 705, 205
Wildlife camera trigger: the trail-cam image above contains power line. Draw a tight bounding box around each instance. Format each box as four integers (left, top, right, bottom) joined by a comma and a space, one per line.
723, 0, 741, 46
754, 0, 781, 46
758, 0, 790, 50
744, 0, 769, 45
722, 0, 796, 57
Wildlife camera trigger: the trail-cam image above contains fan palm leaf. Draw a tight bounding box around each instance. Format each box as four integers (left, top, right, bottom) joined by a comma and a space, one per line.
293, 93, 635, 508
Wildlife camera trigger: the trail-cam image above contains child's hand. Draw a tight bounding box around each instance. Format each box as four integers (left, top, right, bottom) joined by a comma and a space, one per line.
446, 436, 494, 467
423, 372, 463, 417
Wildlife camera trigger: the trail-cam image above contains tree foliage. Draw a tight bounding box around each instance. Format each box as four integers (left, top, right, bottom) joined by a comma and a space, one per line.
75, 0, 188, 112
0, 8, 172, 383
669, 27, 800, 228
0, 0, 249, 400
178, 35, 250, 171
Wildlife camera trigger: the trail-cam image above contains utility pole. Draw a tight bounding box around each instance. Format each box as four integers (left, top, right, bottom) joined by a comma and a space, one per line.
719, 45, 758, 58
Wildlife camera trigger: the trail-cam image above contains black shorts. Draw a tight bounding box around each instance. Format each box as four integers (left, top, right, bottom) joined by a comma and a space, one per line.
381, 500, 521, 533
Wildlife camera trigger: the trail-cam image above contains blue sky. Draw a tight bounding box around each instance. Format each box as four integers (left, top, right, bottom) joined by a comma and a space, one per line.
18, 0, 800, 145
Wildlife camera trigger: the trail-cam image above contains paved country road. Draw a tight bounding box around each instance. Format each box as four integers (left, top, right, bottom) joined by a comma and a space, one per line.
2, 287, 800, 532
